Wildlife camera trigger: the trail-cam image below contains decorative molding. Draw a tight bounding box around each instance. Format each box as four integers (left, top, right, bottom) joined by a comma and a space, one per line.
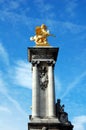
47, 60, 55, 66
32, 60, 40, 66
32, 54, 54, 60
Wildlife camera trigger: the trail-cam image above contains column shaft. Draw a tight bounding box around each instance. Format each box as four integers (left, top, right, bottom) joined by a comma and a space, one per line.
48, 65, 55, 117
32, 64, 39, 118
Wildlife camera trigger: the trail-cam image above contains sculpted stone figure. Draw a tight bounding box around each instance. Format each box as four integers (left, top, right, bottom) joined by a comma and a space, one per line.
39, 66, 48, 90
30, 24, 54, 46
56, 99, 71, 124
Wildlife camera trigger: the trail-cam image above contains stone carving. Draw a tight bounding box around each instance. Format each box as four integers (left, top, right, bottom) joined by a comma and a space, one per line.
60, 112, 69, 124
30, 24, 55, 46
32, 54, 54, 60
31, 60, 40, 66
56, 99, 71, 124
39, 66, 48, 90
42, 127, 47, 130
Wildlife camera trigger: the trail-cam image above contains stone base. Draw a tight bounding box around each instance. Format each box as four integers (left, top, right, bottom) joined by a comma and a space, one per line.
29, 118, 60, 123
28, 118, 73, 130
28, 122, 73, 130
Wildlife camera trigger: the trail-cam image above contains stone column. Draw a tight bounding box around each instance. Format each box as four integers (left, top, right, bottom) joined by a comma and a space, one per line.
32, 61, 39, 118
48, 61, 56, 118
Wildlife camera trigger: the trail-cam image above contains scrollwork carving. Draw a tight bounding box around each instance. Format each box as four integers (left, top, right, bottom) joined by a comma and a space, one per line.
32, 60, 40, 66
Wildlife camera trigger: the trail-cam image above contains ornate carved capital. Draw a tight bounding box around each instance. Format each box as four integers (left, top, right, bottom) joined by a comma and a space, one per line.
32, 60, 40, 66
47, 60, 55, 67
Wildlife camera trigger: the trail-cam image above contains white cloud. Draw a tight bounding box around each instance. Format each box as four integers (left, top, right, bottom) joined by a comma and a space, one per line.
0, 43, 32, 90
55, 76, 61, 92
0, 0, 24, 11
0, 73, 28, 130
0, 0, 55, 25
73, 115, 86, 130
0, 43, 30, 114
0, 71, 26, 115
65, 0, 78, 17
0, 71, 27, 130
0, 43, 9, 65
34, 0, 53, 13
10, 60, 32, 89
34, 0, 56, 19
0, 106, 11, 113
0, 102, 27, 130
58, 21, 86, 34
0, 0, 30, 25
6, 93, 27, 115
0, 0, 86, 37
0, 72, 8, 94
0, 45, 26, 115
66, 22, 86, 33
8, 1, 20, 10
61, 71, 86, 98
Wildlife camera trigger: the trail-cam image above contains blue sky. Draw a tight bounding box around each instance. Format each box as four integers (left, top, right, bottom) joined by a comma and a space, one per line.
0, 0, 86, 130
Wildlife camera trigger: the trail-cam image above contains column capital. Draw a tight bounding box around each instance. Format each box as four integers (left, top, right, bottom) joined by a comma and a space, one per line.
32, 60, 40, 66
47, 60, 55, 67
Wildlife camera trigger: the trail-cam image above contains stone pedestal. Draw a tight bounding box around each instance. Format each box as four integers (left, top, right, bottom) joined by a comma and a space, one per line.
28, 122, 73, 130
28, 118, 73, 130
28, 47, 73, 130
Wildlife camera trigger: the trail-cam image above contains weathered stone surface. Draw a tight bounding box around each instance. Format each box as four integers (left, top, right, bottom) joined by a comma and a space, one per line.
28, 47, 73, 130
28, 47, 59, 62
28, 122, 73, 130
28, 47, 59, 119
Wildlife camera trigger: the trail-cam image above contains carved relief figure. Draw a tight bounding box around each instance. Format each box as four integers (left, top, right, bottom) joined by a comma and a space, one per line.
39, 66, 48, 90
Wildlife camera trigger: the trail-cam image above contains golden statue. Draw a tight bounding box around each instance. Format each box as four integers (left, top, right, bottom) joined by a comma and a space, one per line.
30, 24, 55, 46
